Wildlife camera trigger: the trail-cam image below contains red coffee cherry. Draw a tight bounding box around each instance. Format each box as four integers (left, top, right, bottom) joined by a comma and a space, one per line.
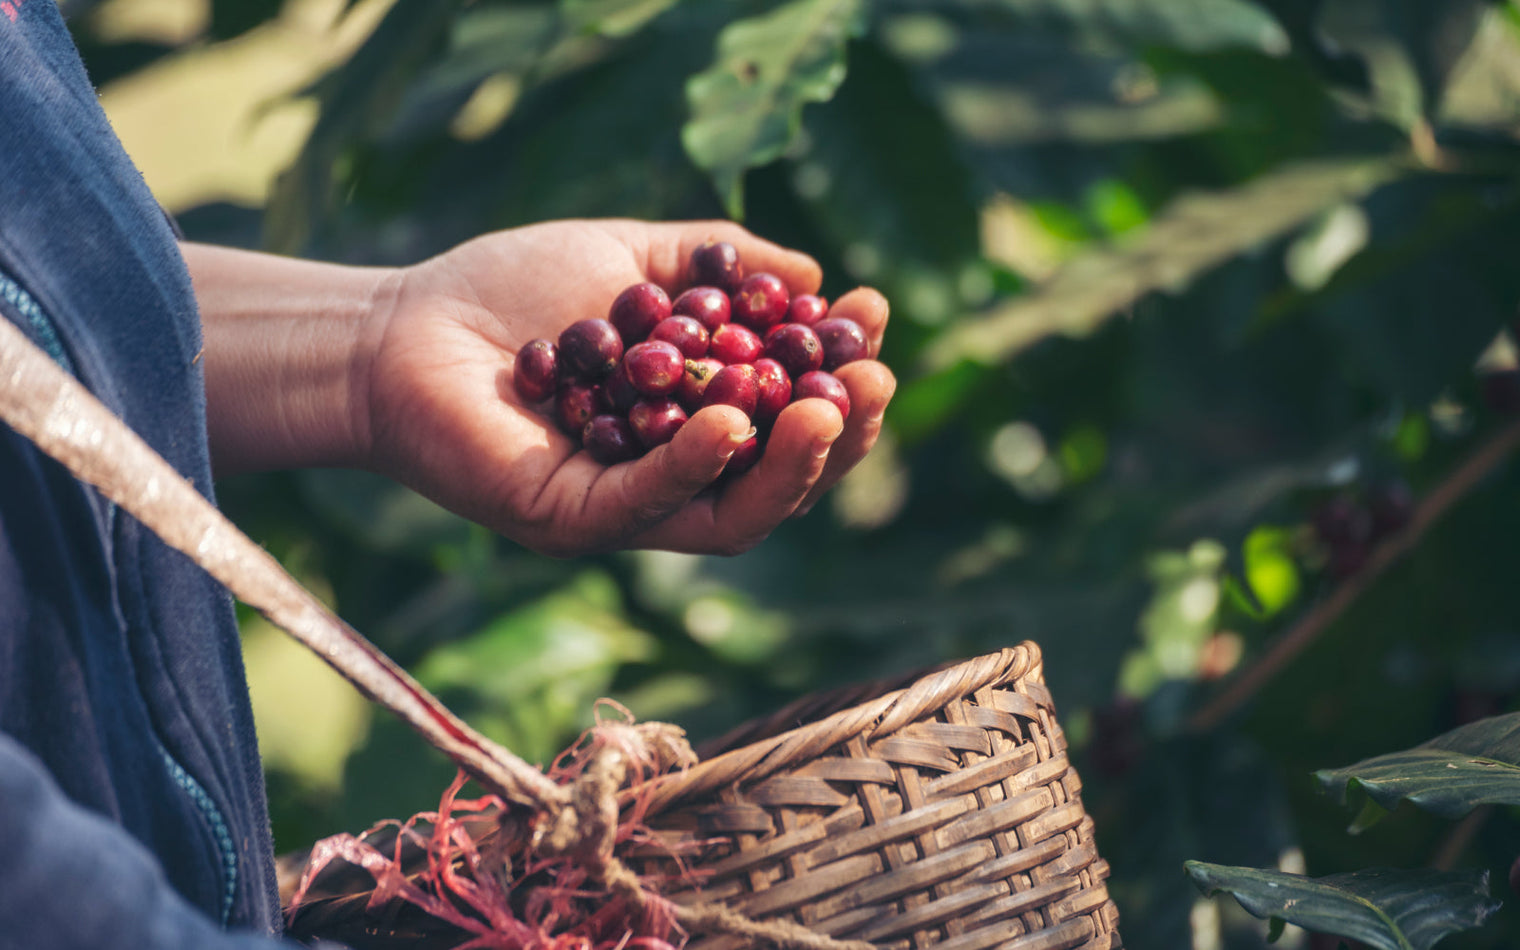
793, 370, 850, 420
558, 318, 623, 379
672, 286, 731, 332
608, 282, 671, 346
688, 241, 744, 294
513, 339, 558, 403
583, 414, 641, 465
732, 273, 790, 332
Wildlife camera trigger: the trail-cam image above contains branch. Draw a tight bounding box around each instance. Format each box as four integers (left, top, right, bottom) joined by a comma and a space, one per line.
1188, 417, 1520, 733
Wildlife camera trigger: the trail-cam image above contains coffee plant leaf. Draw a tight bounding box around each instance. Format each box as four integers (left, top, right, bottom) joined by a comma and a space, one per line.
561, 0, 682, 37
682, 0, 866, 219
981, 0, 1289, 54
1186, 862, 1499, 950
1315, 712, 1520, 830
923, 155, 1403, 369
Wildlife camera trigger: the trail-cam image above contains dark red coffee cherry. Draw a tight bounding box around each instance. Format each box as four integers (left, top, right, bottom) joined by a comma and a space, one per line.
513, 339, 558, 403
649, 316, 710, 359
582, 414, 640, 465
628, 398, 689, 449
672, 286, 731, 332
678, 357, 723, 412
703, 363, 760, 417
764, 323, 823, 378
688, 240, 744, 294
555, 382, 601, 438
1312, 494, 1370, 547
624, 340, 685, 396
709, 323, 763, 365
558, 318, 623, 379
599, 362, 640, 414
813, 316, 869, 370
786, 294, 828, 326
608, 282, 671, 346
752, 358, 792, 425
793, 370, 850, 420
732, 273, 790, 331
725, 434, 762, 477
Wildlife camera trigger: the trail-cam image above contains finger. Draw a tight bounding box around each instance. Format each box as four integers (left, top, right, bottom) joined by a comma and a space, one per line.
556, 405, 754, 550
630, 220, 824, 296
631, 397, 844, 554
826, 286, 890, 356
794, 359, 896, 516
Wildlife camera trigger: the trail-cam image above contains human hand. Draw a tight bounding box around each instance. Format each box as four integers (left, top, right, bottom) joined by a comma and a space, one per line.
360, 219, 895, 556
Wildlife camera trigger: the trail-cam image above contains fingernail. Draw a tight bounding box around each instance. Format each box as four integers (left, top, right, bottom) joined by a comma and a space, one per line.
813, 435, 836, 459
721, 426, 757, 458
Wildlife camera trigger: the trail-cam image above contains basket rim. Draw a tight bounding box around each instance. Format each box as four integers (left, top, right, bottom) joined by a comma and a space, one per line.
636, 643, 1043, 814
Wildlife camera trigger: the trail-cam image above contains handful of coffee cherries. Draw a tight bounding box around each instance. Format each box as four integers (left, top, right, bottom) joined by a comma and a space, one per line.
513, 240, 869, 473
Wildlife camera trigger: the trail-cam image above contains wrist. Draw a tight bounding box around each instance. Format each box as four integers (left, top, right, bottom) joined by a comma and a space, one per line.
188, 243, 403, 476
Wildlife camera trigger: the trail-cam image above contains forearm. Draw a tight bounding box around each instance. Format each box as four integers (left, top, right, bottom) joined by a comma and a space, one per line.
185, 243, 401, 477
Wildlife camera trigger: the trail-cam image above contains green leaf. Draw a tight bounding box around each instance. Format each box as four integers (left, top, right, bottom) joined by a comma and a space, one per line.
682, 0, 866, 218
983, 0, 1290, 53
264, 0, 465, 254
923, 156, 1404, 369
1315, 712, 1520, 829
1186, 862, 1500, 950
562, 0, 681, 37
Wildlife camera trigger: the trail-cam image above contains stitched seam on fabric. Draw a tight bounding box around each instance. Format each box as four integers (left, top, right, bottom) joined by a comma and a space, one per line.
0, 267, 73, 375
159, 746, 238, 924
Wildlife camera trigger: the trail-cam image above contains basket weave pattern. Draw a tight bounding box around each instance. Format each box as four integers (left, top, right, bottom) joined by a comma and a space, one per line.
633, 644, 1120, 950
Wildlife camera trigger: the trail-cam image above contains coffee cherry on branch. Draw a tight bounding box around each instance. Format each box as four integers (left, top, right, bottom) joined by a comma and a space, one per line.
688, 241, 744, 294
672, 286, 731, 332
513, 339, 558, 403
558, 318, 623, 379
583, 414, 641, 465
608, 282, 671, 346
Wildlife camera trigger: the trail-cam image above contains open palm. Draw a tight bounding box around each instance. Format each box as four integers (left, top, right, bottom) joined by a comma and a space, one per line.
362, 219, 895, 556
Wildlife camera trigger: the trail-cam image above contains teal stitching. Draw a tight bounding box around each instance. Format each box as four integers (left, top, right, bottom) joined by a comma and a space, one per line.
159, 748, 238, 924
0, 268, 238, 924
0, 268, 73, 374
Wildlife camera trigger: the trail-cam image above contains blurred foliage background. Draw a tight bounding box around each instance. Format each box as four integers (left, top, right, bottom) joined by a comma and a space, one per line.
73, 0, 1520, 945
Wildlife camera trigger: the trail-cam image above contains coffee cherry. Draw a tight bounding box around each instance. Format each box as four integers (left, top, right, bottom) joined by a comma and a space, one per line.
1368, 479, 1414, 539
555, 382, 601, 438
608, 282, 671, 346
624, 340, 685, 396
710, 323, 764, 365
599, 362, 640, 414
764, 323, 824, 378
813, 316, 869, 370
1312, 495, 1370, 547
672, 286, 731, 332
583, 414, 641, 465
703, 363, 760, 417
678, 357, 723, 412
558, 318, 623, 379
688, 241, 744, 294
732, 273, 790, 332
726, 435, 762, 476
649, 316, 710, 359
793, 370, 850, 420
752, 358, 792, 425
628, 398, 688, 449
513, 339, 558, 403
786, 294, 828, 326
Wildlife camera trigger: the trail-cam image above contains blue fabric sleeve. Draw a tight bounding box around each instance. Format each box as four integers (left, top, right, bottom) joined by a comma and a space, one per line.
0, 734, 304, 950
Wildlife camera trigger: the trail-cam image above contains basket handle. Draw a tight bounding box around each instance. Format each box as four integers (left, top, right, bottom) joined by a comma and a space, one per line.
0, 316, 568, 814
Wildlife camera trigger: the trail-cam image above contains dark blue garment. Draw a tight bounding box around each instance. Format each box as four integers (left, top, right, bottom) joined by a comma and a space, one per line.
0, 2, 296, 946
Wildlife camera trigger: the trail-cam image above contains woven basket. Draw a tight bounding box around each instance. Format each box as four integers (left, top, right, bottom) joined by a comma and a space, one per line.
285, 643, 1120, 950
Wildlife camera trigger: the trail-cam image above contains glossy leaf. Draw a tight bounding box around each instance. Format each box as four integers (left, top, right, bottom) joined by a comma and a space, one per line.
1316, 712, 1520, 830
923, 156, 1404, 369
983, 0, 1290, 53
1186, 862, 1500, 950
561, 0, 682, 37
682, 0, 865, 218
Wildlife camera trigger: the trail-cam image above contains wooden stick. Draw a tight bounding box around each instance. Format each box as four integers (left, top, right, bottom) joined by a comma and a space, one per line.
0, 316, 568, 812
1188, 417, 1520, 733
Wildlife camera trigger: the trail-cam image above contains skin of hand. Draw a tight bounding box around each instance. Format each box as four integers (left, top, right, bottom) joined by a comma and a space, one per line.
191, 219, 895, 557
